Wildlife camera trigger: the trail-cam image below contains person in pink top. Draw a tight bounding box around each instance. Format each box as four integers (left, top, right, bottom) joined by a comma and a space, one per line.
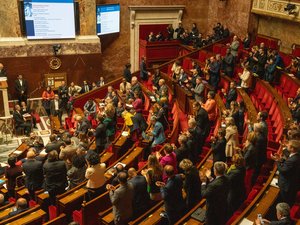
156, 144, 177, 182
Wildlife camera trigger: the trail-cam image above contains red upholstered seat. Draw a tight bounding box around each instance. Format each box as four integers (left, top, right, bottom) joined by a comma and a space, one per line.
198, 50, 207, 63
245, 188, 259, 204
73, 209, 83, 225
226, 211, 242, 225
182, 58, 192, 70
49, 205, 58, 221
290, 205, 300, 221
29, 200, 37, 208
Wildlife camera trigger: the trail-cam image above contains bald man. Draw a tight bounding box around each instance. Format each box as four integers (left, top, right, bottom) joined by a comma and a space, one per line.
22, 150, 43, 199
3, 198, 28, 219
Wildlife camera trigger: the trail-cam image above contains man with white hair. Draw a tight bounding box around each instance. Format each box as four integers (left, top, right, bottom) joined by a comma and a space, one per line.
255, 202, 293, 225
230, 35, 240, 58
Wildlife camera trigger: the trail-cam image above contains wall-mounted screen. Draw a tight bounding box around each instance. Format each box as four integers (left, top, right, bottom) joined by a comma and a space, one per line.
24, 0, 76, 40
96, 4, 120, 35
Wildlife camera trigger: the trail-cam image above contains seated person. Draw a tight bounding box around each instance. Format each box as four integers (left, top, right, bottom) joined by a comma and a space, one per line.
0, 194, 8, 207
178, 68, 188, 86
147, 32, 156, 42
83, 99, 97, 121
91, 82, 98, 90
1, 198, 28, 220
25, 131, 44, 153
254, 202, 294, 225
74, 115, 91, 137
104, 86, 113, 100
155, 32, 164, 41
152, 69, 162, 90
13, 104, 32, 136
119, 78, 131, 94
116, 102, 125, 117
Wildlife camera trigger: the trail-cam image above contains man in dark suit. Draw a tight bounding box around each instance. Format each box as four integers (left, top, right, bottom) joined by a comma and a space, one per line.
22, 150, 43, 199
2, 198, 28, 220
211, 129, 227, 164
200, 161, 230, 225
223, 81, 238, 109
158, 165, 185, 225
81, 80, 90, 94
271, 139, 300, 206
50, 94, 63, 124
14, 74, 28, 104
254, 202, 294, 225
57, 80, 69, 114
13, 104, 32, 136
93, 114, 107, 154
43, 150, 68, 205
0, 63, 7, 77
140, 56, 150, 81
74, 115, 91, 137
107, 172, 134, 225
128, 168, 150, 217
123, 63, 132, 83
45, 134, 65, 154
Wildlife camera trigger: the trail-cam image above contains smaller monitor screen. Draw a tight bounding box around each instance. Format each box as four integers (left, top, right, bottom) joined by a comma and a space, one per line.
96, 4, 120, 35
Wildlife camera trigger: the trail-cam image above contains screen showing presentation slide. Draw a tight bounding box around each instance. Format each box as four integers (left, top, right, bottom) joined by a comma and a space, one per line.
24, 0, 76, 40
96, 4, 120, 35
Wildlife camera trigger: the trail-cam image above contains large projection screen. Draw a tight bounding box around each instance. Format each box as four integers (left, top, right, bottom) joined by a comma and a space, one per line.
24, 0, 76, 40
96, 4, 120, 35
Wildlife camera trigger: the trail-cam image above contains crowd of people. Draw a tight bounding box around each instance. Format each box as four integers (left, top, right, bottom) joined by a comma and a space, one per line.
146, 22, 230, 48
1, 25, 300, 225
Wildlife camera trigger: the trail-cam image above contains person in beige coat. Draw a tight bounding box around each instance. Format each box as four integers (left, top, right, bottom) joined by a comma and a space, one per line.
225, 117, 239, 159
85, 152, 106, 200
239, 66, 251, 90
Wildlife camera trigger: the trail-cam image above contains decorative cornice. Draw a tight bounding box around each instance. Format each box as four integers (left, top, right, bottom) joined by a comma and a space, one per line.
252, 0, 300, 22
128, 5, 185, 11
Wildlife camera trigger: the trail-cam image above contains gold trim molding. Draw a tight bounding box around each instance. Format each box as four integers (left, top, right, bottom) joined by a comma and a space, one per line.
252, 0, 300, 22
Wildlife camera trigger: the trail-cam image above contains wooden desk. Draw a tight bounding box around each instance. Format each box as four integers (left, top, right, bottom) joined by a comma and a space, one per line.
0, 206, 13, 220
139, 206, 165, 225
246, 186, 279, 222
58, 188, 87, 215
7, 209, 46, 225
120, 147, 143, 169
100, 152, 114, 165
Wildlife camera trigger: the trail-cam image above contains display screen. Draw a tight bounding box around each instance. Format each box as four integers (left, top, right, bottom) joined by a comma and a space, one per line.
96, 4, 120, 35
24, 0, 76, 40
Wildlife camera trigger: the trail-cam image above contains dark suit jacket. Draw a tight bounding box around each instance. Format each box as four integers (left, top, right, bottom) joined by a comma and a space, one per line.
2, 207, 28, 220
201, 175, 230, 225
277, 153, 300, 195
175, 144, 190, 168
76, 118, 91, 135
109, 183, 134, 222
225, 88, 237, 109
269, 218, 295, 225
43, 160, 67, 193
14, 79, 28, 95
161, 174, 185, 213
45, 140, 65, 153
0, 69, 7, 77
184, 166, 202, 209
131, 112, 148, 133
243, 143, 257, 169
195, 108, 210, 138
123, 68, 132, 83
129, 175, 149, 214
94, 122, 107, 148
211, 137, 226, 163
140, 60, 148, 80
226, 166, 246, 214
22, 159, 43, 191
13, 111, 25, 127
81, 84, 91, 94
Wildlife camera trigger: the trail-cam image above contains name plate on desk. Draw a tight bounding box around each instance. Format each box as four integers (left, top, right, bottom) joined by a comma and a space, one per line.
44, 73, 67, 90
